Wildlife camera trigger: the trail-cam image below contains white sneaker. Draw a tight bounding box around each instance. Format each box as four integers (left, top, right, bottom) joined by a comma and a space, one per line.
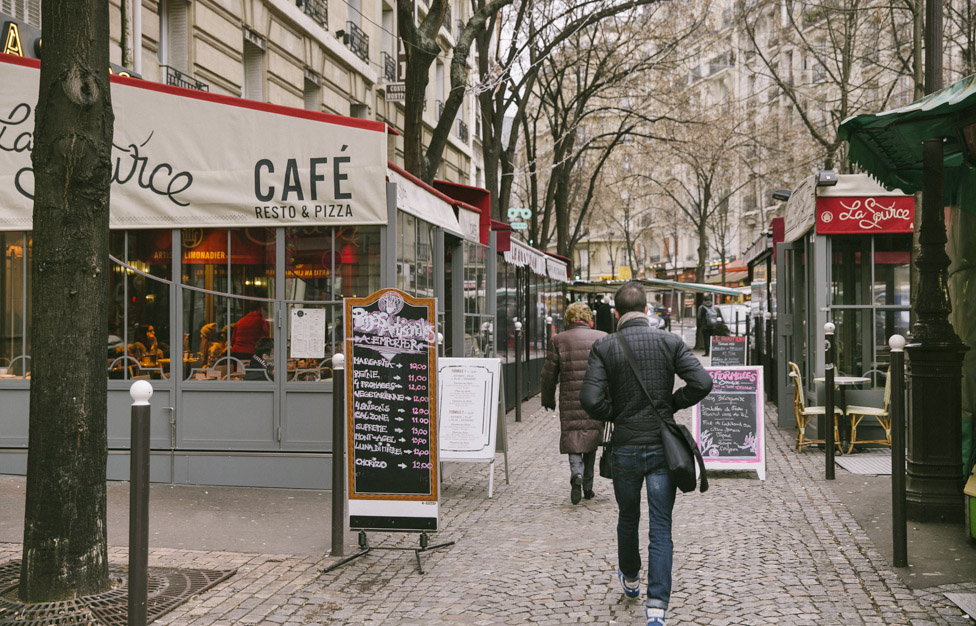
617, 568, 640, 598
645, 607, 666, 626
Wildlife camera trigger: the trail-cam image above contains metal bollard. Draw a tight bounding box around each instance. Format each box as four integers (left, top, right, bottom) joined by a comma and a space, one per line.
545, 316, 553, 350
824, 322, 836, 480
889, 335, 907, 567
514, 319, 523, 423
331, 353, 346, 558
128, 380, 153, 626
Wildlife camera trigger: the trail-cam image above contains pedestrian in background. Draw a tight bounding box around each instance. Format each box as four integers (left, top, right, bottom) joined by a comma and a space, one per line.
581, 282, 712, 626
595, 295, 614, 334
697, 296, 722, 356
540, 302, 606, 505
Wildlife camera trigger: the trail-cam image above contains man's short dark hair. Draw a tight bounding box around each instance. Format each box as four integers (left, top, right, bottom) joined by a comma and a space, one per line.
254, 337, 274, 357
614, 282, 646, 315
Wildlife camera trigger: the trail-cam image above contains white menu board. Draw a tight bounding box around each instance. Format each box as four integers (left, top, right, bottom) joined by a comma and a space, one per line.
290, 308, 326, 359
438, 358, 501, 461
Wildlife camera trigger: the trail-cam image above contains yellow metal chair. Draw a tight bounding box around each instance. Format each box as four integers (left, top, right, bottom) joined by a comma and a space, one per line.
844, 368, 892, 452
789, 361, 844, 453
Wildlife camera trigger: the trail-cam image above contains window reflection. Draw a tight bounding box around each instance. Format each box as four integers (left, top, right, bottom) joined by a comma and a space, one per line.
396, 213, 435, 298
108, 230, 171, 380
0, 232, 29, 378
181, 228, 274, 382
284, 226, 380, 382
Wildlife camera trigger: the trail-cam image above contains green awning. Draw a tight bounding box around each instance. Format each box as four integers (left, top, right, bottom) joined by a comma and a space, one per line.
838, 73, 976, 206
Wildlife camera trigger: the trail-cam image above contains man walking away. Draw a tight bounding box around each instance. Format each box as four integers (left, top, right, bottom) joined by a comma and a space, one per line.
541, 302, 606, 504
580, 282, 712, 626
697, 297, 722, 356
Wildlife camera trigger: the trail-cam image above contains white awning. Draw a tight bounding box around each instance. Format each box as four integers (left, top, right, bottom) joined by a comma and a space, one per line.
387, 168, 464, 238
0, 56, 389, 231
503, 238, 569, 282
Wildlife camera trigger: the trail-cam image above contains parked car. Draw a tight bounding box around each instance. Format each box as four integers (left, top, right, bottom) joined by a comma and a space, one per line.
716, 304, 749, 336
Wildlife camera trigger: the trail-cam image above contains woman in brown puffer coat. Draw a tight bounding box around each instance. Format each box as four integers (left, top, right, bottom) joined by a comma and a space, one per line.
541, 301, 607, 504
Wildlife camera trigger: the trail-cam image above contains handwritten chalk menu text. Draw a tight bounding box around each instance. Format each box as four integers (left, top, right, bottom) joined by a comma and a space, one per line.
710, 335, 747, 366
693, 366, 766, 480
345, 288, 439, 531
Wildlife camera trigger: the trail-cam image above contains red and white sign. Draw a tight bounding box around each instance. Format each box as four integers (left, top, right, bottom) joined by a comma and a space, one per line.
816, 196, 914, 235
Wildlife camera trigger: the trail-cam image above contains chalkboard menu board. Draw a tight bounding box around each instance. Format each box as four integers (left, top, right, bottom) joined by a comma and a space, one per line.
710, 335, 747, 366
693, 366, 766, 480
345, 289, 439, 531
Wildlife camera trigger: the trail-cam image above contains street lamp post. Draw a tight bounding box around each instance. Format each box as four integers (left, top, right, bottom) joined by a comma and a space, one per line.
904, 137, 967, 522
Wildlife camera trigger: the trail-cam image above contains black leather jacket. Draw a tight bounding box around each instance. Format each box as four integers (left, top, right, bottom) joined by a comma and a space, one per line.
580, 316, 712, 446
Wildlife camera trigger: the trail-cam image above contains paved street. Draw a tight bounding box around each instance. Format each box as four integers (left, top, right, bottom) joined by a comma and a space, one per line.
1, 377, 975, 624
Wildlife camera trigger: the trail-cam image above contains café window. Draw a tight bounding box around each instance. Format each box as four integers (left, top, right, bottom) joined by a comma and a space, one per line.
396, 212, 435, 298
108, 230, 172, 381
284, 225, 381, 382
462, 240, 490, 357
828, 234, 911, 384
0, 232, 30, 379
181, 227, 275, 382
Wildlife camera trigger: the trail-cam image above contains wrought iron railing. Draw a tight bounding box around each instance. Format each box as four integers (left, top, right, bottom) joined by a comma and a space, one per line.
381, 51, 396, 81
443, 3, 453, 34
300, 0, 328, 30
436, 100, 443, 119
346, 21, 369, 63
458, 120, 469, 143
162, 65, 209, 92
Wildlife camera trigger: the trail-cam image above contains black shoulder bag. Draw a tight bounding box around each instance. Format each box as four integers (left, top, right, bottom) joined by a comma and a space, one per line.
616, 333, 709, 493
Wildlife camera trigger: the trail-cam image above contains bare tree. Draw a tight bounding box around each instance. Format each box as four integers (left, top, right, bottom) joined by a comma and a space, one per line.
511, 4, 700, 258
473, 0, 674, 217
946, 0, 976, 80
739, 0, 916, 170
397, 0, 512, 182
20, 0, 114, 602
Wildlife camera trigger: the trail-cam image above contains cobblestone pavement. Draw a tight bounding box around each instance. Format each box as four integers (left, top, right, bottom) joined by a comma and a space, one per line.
1, 393, 974, 625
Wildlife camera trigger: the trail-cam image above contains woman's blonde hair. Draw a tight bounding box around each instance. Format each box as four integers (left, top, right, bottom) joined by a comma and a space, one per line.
565, 302, 593, 325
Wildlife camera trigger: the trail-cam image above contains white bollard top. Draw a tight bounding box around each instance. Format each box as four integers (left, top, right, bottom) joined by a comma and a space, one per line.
437, 332, 444, 344
332, 352, 345, 370
889, 334, 906, 352
130, 380, 153, 405
545, 316, 552, 324
824, 322, 835, 334
514, 321, 523, 331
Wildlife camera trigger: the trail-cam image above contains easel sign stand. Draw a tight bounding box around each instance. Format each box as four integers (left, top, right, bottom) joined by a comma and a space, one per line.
437, 357, 507, 497
693, 366, 766, 481
324, 289, 454, 575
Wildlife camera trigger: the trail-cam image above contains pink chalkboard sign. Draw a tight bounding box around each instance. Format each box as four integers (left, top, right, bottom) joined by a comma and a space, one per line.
693, 366, 766, 481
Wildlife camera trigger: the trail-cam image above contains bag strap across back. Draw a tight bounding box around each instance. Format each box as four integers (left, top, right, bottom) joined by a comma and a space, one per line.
615, 331, 709, 492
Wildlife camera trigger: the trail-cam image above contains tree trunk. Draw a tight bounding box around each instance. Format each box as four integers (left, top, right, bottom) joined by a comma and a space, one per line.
20, 0, 114, 602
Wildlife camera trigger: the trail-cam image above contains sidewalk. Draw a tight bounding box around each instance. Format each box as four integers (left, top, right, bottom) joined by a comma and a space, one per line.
1, 358, 975, 624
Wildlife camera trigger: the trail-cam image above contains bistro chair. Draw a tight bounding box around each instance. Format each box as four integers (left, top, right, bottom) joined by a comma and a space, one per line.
789, 361, 844, 453
844, 368, 892, 452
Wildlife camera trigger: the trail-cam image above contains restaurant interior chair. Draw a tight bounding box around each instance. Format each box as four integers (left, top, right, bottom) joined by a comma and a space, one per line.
789, 361, 844, 453
107, 355, 140, 380
844, 368, 892, 452
213, 356, 247, 380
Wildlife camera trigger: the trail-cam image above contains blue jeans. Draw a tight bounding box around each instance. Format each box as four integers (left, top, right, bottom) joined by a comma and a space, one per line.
612, 444, 676, 609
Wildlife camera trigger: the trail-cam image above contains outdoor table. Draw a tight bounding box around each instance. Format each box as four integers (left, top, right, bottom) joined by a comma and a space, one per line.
813, 376, 870, 453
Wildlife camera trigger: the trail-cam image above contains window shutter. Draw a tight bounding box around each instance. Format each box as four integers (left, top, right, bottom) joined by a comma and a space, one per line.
166, 0, 188, 71
243, 41, 264, 101
2, 0, 40, 27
